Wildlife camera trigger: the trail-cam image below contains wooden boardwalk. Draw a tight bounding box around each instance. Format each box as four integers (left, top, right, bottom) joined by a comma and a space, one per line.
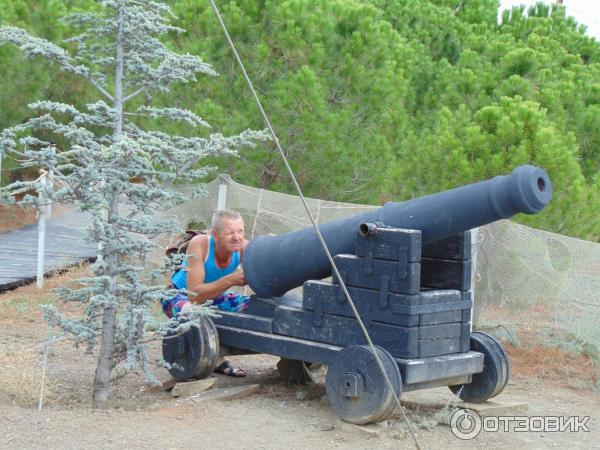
0, 213, 97, 292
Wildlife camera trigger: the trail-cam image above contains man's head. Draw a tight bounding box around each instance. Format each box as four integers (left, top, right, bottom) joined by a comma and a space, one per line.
211, 209, 245, 254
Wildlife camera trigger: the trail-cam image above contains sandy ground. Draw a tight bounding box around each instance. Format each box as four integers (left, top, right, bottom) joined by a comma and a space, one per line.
0, 208, 598, 450
0, 351, 598, 450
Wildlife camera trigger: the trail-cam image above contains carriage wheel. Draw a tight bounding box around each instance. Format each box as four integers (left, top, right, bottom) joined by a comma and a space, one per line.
483, 332, 511, 394
162, 316, 220, 381
325, 345, 402, 425
449, 331, 510, 403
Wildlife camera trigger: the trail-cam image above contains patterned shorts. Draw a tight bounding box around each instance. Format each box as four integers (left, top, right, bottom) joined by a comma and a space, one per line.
161, 292, 250, 319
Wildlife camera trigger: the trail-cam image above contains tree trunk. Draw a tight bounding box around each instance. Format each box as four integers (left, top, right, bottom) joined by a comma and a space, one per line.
92, 187, 120, 408
92, 4, 124, 408
92, 304, 118, 408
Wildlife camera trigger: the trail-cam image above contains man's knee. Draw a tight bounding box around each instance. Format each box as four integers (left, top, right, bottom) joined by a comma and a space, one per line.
180, 302, 192, 314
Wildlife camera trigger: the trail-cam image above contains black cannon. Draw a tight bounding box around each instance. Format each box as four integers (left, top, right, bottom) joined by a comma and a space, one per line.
163, 165, 552, 424
243, 164, 552, 298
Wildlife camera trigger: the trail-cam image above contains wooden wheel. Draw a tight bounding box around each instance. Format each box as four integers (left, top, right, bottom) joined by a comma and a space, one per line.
449, 331, 509, 403
477, 332, 511, 396
325, 345, 401, 424
162, 316, 220, 381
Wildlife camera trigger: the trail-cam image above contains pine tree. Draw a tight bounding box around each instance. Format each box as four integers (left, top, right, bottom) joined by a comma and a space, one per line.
0, 0, 267, 407
2, 0, 598, 240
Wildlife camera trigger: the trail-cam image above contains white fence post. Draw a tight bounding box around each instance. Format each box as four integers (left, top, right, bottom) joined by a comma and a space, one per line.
36, 204, 47, 289
36, 171, 51, 289
217, 182, 227, 210
36, 149, 54, 289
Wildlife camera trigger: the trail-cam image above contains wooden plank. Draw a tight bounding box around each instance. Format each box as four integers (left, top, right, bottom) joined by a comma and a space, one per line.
418, 323, 461, 340
419, 337, 461, 357
462, 308, 472, 323
401, 392, 528, 417
461, 322, 471, 352
144, 378, 178, 393
397, 351, 484, 385
302, 281, 471, 327
420, 310, 462, 326
245, 292, 302, 318
0, 275, 24, 280
189, 384, 260, 403
211, 311, 273, 334
0, 279, 27, 291
303, 280, 421, 327
0, 269, 34, 276
215, 325, 341, 365
216, 324, 485, 385
421, 258, 472, 290
0, 218, 97, 292
420, 289, 463, 305
171, 378, 217, 397
332, 254, 420, 294
355, 227, 421, 262
0, 244, 95, 253
245, 296, 278, 318
272, 305, 420, 359
421, 232, 471, 260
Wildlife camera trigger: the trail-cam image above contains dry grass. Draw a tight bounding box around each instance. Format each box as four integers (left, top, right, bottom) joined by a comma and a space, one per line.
478, 307, 600, 390
506, 339, 599, 389
0, 265, 92, 407
0, 263, 91, 320
0, 344, 59, 408
0, 204, 37, 233
0, 202, 77, 234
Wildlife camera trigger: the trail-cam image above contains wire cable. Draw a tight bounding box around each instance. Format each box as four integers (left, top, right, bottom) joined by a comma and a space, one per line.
207, 1, 421, 447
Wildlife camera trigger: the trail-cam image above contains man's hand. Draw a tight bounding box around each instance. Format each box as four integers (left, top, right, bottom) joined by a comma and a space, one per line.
226, 268, 247, 287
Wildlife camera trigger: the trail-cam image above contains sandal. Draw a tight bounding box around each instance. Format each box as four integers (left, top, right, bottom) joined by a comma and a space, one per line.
214, 360, 247, 377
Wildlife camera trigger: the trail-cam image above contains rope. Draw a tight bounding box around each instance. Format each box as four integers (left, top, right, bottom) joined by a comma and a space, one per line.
207, 2, 421, 447
244, 187, 263, 297
250, 188, 263, 240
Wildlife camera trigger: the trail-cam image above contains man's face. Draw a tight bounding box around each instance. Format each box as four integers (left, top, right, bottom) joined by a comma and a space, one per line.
213, 217, 245, 253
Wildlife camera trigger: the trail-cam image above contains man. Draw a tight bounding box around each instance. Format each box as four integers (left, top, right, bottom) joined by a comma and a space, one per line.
161, 209, 250, 377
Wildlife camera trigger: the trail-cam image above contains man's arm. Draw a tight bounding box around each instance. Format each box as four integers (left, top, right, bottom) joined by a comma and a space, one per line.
186, 235, 246, 303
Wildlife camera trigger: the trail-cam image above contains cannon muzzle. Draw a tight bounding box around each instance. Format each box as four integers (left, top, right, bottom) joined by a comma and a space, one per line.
244, 164, 552, 298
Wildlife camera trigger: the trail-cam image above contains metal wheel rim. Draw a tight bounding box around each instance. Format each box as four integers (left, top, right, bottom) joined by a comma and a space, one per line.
325, 345, 401, 424
477, 332, 510, 396
192, 316, 220, 379
450, 332, 502, 403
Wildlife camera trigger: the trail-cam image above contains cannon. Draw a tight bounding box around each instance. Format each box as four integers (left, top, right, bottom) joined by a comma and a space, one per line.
243, 164, 552, 298
162, 164, 552, 424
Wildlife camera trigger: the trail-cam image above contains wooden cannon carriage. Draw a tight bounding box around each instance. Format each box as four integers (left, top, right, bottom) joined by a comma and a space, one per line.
162, 164, 552, 424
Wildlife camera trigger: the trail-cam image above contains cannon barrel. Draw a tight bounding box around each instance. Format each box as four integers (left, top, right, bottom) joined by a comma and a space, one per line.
244, 164, 552, 298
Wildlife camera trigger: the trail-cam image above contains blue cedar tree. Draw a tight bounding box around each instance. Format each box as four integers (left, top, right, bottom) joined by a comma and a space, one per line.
0, 0, 268, 407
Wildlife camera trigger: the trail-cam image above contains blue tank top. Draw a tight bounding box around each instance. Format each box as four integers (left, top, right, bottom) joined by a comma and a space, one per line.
171, 235, 241, 290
